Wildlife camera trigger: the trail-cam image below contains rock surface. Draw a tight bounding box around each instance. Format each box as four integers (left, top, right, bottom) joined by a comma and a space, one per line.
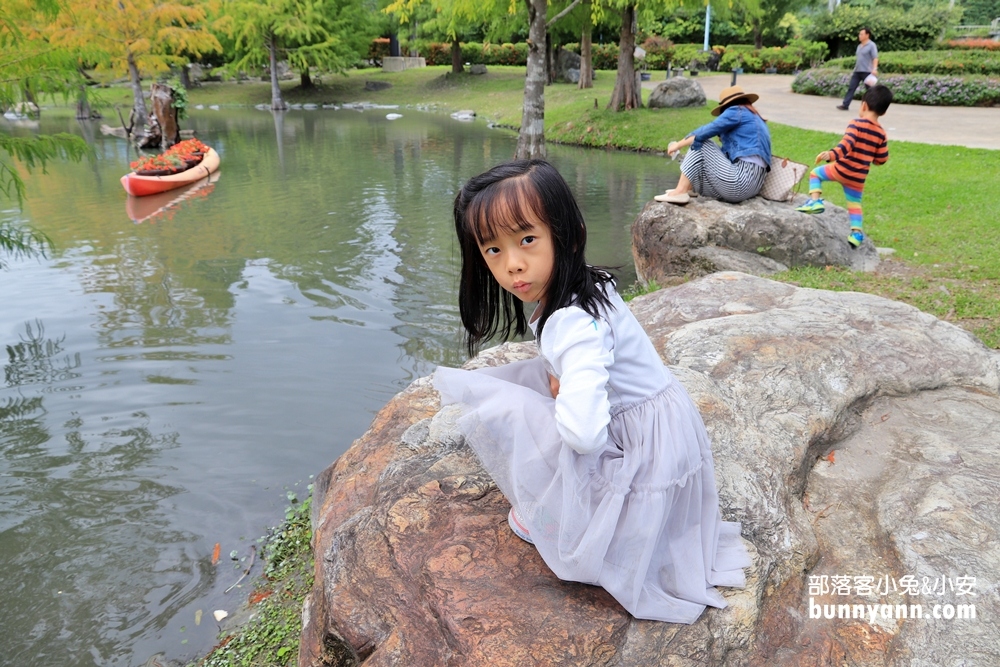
648, 77, 707, 109
632, 195, 880, 281
300, 272, 1000, 667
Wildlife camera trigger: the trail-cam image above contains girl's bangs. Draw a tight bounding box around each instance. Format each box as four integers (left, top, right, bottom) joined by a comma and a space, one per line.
465, 176, 547, 245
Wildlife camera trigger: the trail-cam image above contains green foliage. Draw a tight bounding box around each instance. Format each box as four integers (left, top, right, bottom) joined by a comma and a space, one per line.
200, 488, 314, 667
808, 5, 959, 56
416, 41, 529, 65
0, 221, 52, 269
0, 133, 90, 205
642, 7, 749, 45
218, 0, 375, 77
621, 279, 662, 301
793, 67, 1000, 106
168, 77, 190, 120
959, 0, 1000, 27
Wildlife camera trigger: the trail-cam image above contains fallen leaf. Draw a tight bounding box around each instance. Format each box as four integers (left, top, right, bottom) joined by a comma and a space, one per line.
826, 451, 835, 464
213, 609, 228, 622
881, 413, 890, 422
211, 542, 221, 566
195, 609, 203, 626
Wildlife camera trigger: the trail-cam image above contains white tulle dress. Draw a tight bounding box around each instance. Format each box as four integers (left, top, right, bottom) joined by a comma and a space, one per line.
434, 289, 750, 623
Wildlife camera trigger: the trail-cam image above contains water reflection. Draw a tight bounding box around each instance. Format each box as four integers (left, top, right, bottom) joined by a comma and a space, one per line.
125, 171, 220, 224
2, 107, 681, 666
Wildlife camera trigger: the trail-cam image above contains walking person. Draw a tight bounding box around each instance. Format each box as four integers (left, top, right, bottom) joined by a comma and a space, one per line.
798, 85, 893, 247
837, 27, 879, 111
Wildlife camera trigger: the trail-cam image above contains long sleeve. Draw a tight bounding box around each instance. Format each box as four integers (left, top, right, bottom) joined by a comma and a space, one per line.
830, 124, 858, 162
687, 108, 739, 151
539, 307, 614, 455
873, 137, 889, 165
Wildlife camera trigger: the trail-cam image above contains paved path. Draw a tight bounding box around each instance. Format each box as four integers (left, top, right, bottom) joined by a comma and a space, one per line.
643, 73, 1000, 150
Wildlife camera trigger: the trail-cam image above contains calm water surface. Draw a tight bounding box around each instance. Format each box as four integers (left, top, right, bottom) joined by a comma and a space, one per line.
0, 108, 680, 666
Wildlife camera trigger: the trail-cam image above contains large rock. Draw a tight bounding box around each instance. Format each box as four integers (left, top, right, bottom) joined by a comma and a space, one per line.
648, 77, 707, 108
555, 48, 582, 83
632, 195, 880, 282
300, 272, 1000, 667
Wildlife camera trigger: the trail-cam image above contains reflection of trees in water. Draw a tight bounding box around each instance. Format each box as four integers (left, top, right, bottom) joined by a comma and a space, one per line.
76, 236, 235, 350
5, 320, 82, 387
0, 320, 205, 667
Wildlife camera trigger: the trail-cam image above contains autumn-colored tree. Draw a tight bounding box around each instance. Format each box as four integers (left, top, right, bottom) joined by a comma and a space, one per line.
1, 0, 89, 267
217, 0, 374, 110
47, 0, 221, 128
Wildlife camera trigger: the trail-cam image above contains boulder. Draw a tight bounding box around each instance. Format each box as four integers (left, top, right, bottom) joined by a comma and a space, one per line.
632, 195, 879, 282
555, 48, 581, 83
648, 78, 707, 109
299, 272, 1000, 667
469, 64, 488, 75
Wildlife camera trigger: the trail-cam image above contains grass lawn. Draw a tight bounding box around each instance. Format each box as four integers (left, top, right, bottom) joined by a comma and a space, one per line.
80, 65, 1000, 350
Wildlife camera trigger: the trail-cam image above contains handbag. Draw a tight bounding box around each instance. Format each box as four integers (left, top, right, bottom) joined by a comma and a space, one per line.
760, 155, 809, 202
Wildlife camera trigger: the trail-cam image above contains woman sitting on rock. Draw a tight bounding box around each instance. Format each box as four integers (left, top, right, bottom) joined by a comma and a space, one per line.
656, 85, 771, 205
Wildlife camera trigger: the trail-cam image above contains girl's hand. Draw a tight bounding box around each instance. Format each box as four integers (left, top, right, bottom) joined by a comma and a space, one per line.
815, 151, 830, 164
667, 141, 679, 157
548, 374, 560, 399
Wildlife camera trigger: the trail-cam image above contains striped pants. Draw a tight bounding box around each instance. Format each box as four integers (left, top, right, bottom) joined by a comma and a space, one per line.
680, 140, 767, 204
809, 164, 864, 229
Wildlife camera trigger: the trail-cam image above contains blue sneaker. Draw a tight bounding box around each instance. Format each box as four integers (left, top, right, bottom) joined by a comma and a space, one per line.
848, 229, 865, 248
796, 198, 825, 214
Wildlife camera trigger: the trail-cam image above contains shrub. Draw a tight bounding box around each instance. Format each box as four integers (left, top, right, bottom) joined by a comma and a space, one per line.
412, 42, 529, 67
672, 43, 705, 69
944, 38, 1000, 51
641, 36, 675, 70
792, 67, 1000, 106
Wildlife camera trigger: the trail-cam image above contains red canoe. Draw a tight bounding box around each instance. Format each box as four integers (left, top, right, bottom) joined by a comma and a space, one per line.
120, 147, 220, 197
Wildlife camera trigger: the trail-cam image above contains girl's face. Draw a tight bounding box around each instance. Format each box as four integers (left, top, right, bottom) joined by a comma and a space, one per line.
478, 220, 555, 306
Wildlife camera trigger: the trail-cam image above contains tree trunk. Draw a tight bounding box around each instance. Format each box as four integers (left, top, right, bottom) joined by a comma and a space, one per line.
180, 64, 192, 90
546, 32, 556, 85
451, 38, 463, 74
607, 5, 641, 111
753, 23, 763, 49
516, 0, 548, 159
76, 85, 93, 120
579, 2, 593, 90
126, 51, 149, 128
269, 32, 287, 110
300, 68, 314, 88
150, 82, 180, 148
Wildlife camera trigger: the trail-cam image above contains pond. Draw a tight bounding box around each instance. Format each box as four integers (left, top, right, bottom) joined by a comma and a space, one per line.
0, 108, 680, 666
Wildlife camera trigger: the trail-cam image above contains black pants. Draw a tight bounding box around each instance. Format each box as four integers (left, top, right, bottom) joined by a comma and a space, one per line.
841, 71, 871, 108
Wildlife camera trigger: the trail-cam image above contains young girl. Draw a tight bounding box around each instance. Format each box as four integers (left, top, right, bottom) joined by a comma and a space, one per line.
434, 159, 750, 624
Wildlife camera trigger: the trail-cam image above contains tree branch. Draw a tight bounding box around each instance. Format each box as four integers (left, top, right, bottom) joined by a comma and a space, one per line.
546, 0, 582, 28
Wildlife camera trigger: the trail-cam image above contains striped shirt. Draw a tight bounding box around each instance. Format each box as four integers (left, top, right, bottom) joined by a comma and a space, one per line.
829, 118, 889, 191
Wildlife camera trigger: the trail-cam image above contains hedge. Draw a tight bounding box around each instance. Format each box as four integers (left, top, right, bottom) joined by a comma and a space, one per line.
792, 68, 1000, 107
410, 42, 530, 67
942, 39, 1000, 51
823, 50, 1000, 77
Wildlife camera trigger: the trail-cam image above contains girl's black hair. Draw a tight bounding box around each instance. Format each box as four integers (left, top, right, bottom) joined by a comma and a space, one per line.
453, 159, 614, 356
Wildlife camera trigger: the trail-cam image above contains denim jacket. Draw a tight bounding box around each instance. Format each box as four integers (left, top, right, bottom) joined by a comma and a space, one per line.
687, 105, 772, 167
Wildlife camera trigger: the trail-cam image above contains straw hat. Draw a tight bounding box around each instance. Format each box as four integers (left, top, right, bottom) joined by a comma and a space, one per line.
711, 85, 760, 116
